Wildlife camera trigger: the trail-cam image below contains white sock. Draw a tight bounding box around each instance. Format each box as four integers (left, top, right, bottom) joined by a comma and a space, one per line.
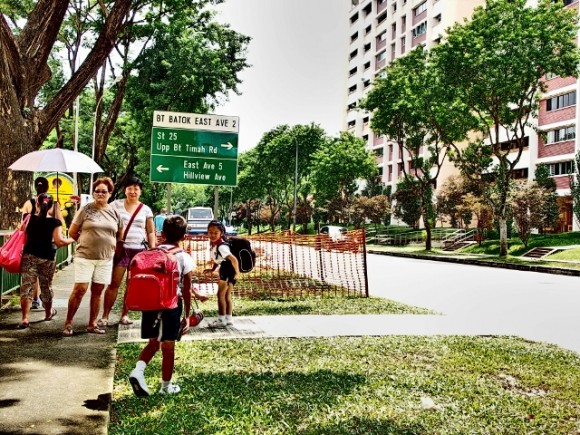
219, 315, 226, 323
225, 315, 232, 322
135, 360, 147, 372
161, 380, 171, 388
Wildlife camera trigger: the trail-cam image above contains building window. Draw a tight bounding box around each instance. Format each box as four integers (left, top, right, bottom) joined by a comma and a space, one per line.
363, 2, 372, 16
349, 49, 359, 60
414, 1, 427, 16
348, 120, 356, 129
376, 50, 387, 62
390, 43, 396, 60
365, 25, 372, 35
364, 42, 372, 53
563, 0, 577, 6
392, 1, 397, 13
349, 67, 357, 77
401, 15, 406, 32
363, 79, 371, 88
363, 116, 370, 126
401, 36, 406, 53
348, 84, 357, 94
546, 91, 576, 111
545, 125, 576, 144
548, 161, 573, 176
364, 61, 371, 70
350, 32, 359, 43
350, 12, 359, 24
412, 21, 427, 38
347, 102, 357, 111
377, 12, 387, 25
374, 147, 384, 156
391, 23, 397, 38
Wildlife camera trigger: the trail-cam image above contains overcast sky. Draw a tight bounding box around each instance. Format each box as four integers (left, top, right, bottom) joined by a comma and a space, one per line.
212, 0, 349, 152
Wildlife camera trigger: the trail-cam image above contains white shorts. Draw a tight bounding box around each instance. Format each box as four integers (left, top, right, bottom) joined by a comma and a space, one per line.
74, 257, 113, 285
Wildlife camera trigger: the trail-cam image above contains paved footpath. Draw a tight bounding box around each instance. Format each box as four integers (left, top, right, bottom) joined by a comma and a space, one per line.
1, 254, 579, 434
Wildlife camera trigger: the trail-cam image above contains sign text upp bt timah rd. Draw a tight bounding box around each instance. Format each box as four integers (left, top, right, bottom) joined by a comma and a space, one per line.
150, 110, 239, 186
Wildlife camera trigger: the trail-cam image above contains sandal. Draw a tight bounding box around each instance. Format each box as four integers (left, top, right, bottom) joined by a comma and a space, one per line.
86, 326, 106, 335
62, 325, 74, 337
44, 308, 57, 321
119, 316, 134, 326
16, 322, 30, 330
97, 318, 109, 328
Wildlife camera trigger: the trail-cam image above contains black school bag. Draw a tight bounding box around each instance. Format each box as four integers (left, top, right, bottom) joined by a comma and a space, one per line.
222, 237, 256, 273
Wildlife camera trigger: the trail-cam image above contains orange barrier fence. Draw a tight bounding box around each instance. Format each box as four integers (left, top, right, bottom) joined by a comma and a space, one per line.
183, 229, 369, 299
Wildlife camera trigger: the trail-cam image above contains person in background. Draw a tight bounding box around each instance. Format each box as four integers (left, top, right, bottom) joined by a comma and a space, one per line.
128, 215, 208, 396
17, 193, 75, 329
62, 177, 123, 336
154, 208, 167, 236
20, 176, 64, 310
98, 176, 156, 327
203, 220, 239, 328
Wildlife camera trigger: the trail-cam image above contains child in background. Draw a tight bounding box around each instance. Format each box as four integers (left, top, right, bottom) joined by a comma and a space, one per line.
204, 220, 240, 328
128, 215, 208, 396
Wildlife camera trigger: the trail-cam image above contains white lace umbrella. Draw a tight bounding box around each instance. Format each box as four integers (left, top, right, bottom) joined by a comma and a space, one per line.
9, 148, 103, 173
9, 148, 103, 205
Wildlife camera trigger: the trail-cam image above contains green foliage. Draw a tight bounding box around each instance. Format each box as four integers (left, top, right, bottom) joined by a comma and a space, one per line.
392, 178, 422, 228
433, 0, 580, 256
311, 132, 377, 223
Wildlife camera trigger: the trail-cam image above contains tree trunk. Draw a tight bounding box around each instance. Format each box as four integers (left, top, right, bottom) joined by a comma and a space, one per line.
499, 216, 508, 257
423, 216, 432, 251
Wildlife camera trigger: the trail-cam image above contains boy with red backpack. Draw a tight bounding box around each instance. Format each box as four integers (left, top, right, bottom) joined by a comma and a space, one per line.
128, 215, 208, 396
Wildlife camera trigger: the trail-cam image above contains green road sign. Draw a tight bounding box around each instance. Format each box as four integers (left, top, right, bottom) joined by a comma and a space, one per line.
151, 154, 237, 185
150, 111, 239, 186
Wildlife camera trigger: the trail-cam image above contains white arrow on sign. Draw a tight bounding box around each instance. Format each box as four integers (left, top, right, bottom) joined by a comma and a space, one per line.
221, 142, 233, 150
156, 165, 169, 173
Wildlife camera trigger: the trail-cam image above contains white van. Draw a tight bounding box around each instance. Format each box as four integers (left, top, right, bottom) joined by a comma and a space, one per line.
186, 207, 214, 235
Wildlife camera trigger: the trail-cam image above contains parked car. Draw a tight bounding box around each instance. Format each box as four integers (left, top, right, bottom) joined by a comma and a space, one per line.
319, 225, 347, 241
224, 225, 238, 236
186, 207, 214, 235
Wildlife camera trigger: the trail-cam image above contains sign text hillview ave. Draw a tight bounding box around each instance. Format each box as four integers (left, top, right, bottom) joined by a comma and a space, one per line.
150, 110, 239, 186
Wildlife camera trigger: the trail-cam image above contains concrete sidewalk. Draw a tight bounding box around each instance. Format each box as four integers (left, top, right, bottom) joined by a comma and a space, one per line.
0, 263, 117, 435
1, 258, 579, 434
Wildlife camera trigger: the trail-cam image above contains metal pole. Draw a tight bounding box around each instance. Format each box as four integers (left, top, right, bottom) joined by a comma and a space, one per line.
213, 186, 219, 219
293, 140, 298, 231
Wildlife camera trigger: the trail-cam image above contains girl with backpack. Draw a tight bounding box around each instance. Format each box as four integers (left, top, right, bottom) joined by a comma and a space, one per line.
203, 220, 240, 328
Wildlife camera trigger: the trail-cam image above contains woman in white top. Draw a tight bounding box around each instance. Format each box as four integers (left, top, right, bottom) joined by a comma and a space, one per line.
98, 177, 156, 326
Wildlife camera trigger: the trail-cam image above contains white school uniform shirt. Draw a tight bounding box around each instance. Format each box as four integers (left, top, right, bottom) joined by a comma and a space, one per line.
158, 243, 194, 296
210, 241, 232, 265
110, 200, 153, 249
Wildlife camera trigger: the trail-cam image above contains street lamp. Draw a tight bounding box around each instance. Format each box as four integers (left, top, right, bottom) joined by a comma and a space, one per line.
90, 94, 104, 196
292, 139, 298, 232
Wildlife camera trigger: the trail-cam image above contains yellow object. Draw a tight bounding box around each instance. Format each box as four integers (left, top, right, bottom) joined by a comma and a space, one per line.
46, 173, 74, 210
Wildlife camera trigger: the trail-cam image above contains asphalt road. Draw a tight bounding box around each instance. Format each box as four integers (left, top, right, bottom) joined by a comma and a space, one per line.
366, 253, 580, 354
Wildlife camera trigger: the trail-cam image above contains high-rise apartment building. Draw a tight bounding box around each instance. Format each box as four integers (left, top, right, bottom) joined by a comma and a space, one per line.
344, 0, 580, 232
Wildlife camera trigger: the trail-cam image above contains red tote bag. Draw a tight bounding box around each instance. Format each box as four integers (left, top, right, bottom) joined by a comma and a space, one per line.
0, 215, 30, 274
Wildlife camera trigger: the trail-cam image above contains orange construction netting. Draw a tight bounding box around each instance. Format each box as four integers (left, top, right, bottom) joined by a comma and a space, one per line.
182, 229, 369, 299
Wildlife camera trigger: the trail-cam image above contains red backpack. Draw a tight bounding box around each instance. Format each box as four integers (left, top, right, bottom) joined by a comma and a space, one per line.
125, 246, 182, 311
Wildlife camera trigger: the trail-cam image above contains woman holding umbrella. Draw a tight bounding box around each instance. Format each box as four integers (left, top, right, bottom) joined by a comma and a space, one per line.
20, 176, 65, 309
62, 177, 123, 336
17, 193, 75, 329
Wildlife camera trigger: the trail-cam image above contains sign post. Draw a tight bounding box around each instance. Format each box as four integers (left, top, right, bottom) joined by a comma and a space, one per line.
150, 110, 239, 186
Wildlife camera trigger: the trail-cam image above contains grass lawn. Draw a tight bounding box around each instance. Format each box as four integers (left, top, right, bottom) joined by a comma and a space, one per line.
111, 336, 580, 434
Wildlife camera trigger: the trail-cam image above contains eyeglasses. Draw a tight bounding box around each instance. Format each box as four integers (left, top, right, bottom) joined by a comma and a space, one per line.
93, 190, 109, 194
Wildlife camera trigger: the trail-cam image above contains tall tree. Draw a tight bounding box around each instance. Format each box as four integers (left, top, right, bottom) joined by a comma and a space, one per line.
311, 132, 377, 225
0, 0, 133, 228
433, 0, 580, 256
361, 47, 476, 250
